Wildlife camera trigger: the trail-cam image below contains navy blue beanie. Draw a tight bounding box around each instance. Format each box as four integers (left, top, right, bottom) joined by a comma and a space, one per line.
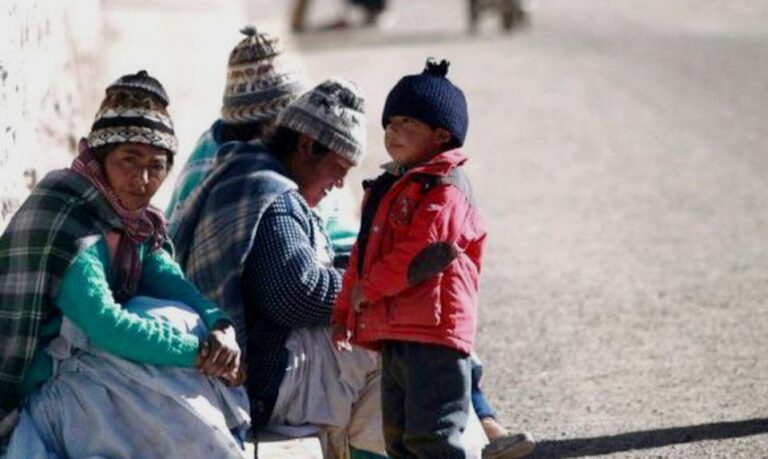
382, 58, 468, 147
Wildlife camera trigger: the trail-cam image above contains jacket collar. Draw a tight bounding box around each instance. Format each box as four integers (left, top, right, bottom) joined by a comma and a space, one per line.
380, 148, 468, 178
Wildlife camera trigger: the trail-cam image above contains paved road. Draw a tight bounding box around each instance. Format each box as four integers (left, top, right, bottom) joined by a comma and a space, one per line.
102, 0, 768, 456
287, 2, 768, 456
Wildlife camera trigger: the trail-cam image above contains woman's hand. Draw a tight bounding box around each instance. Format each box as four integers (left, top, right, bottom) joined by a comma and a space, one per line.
219, 364, 247, 387
196, 320, 240, 378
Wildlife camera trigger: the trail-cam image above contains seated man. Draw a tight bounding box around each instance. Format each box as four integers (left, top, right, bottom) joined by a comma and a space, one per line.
170, 80, 384, 459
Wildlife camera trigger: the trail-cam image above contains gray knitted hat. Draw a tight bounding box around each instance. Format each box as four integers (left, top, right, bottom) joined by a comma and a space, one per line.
221, 26, 303, 125
276, 79, 366, 165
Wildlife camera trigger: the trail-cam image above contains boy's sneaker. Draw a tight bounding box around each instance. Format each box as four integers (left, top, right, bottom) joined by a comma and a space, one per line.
482, 432, 535, 459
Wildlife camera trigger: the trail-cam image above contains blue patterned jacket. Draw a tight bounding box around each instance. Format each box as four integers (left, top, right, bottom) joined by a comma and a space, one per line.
169, 142, 341, 426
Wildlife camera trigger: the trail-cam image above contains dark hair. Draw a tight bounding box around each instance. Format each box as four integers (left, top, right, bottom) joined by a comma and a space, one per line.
383, 117, 461, 153
219, 120, 268, 143
266, 126, 331, 160
91, 144, 175, 169
91, 144, 117, 164
441, 136, 462, 152
430, 125, 461, 152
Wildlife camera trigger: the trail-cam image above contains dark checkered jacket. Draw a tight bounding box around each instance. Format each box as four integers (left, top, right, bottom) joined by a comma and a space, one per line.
0, 170, 121, 431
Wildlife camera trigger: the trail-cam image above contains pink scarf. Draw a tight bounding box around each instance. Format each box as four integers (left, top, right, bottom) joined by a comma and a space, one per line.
71, 139, 168, 302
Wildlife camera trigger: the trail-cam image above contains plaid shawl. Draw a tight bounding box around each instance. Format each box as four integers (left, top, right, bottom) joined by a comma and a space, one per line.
72, 140, 168, 303
165, 120, 222, 220
0, 169, 121, 419
169, 141, 295, 350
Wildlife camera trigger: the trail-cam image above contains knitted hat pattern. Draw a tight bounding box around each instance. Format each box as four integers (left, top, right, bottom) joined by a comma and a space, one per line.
221, 26, 303, 125
382, 58, 469, 146
87, 70, 178, 154
276, 78, 367, 166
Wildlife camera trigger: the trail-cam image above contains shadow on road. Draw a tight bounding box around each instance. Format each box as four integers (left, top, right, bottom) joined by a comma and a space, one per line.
529, 418, 768, 458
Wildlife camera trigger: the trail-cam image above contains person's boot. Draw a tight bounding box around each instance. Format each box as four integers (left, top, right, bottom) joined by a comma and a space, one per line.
481, 417, 535, 459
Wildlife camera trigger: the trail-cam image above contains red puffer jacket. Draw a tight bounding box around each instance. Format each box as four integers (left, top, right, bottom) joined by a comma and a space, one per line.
333, 149, 487, 354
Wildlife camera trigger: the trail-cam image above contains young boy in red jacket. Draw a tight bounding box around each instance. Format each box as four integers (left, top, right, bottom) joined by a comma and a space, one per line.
333, 58, 487, 458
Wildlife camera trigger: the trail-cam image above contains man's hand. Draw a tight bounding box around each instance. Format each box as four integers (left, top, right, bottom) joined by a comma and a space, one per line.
332, 322, 353, 352
197, 320, 241, 378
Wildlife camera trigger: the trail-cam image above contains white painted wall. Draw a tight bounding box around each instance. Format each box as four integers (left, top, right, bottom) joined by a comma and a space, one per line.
0, 1, 103, 230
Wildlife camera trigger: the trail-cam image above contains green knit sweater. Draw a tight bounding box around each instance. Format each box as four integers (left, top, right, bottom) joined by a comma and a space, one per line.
20, 239, 226, 395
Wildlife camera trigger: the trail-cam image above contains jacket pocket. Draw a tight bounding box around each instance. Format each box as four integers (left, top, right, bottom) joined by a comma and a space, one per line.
386, 274, 442, 327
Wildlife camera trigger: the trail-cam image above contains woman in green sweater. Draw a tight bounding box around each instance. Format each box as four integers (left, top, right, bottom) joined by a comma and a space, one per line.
0, 71, 249, 458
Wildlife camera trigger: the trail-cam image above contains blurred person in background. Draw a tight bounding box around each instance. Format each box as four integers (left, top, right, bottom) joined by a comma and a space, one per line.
468, 0, 530, 33
291, 0, 389, 33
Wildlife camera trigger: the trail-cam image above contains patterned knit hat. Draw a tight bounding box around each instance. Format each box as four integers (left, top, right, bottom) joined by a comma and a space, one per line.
87, 70, 178, 154
382, 58, 469, 146
221, 26, 303, 125
276, 79, 367, 166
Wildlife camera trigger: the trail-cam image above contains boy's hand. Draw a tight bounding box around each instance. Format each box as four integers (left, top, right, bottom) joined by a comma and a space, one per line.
332, 322, 353, 352
351, 284, 368, 313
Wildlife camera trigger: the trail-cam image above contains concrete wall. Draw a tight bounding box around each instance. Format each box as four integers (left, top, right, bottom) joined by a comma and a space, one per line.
0, 1, 103, 230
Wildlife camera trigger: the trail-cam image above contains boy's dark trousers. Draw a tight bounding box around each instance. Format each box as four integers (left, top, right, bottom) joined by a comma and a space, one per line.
381, 341, 472, 459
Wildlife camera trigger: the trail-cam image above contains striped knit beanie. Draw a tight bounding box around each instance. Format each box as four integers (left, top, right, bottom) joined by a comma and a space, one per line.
382, 58, 469, 146
276, 79, 366, 166
221, 26, 303, 125
87, 70, 178, 155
